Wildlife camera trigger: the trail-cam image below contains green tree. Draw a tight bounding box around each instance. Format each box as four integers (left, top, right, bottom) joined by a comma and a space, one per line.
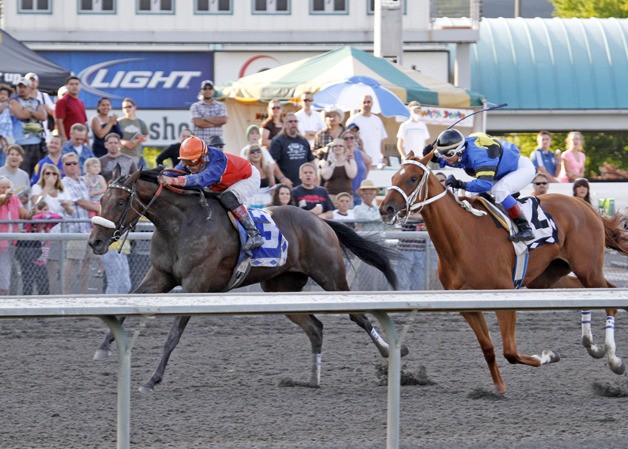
496, 132, 628, 179
550, 0, 628, 18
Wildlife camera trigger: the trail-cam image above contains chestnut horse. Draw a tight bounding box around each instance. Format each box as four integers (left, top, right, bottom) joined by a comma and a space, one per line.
88, 167, 400, 392
379, 152, 628, 394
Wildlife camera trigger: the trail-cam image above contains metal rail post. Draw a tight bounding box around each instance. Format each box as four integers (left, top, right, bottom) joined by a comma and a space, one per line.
100, 315, 131, 449
372, 311, 401, 449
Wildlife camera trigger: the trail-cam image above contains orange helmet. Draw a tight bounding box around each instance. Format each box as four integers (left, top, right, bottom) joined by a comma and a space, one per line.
179, 136, 207, 161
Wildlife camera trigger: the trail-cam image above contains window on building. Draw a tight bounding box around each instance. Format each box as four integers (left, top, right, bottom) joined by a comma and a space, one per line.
368, 0, 405, 15
195, 0, 232, 14
138, 0, 174, 13
311, 0, 347, 14
253, 0, 289, 13
80, 0, 115, 13
18, 0, 51, 13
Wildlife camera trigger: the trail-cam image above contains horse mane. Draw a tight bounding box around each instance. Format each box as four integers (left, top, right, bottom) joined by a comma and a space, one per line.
130, 167, 220, 200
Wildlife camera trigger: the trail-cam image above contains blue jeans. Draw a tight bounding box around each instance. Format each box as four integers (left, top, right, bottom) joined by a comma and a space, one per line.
102, 251, 132, 294
396, 249, 426, 291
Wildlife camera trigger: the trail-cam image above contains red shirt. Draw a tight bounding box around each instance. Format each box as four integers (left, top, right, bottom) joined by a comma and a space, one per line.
55, 95, 87, 138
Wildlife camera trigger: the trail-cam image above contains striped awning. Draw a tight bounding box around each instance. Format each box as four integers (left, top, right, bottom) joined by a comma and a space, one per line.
220, 46, 485, 108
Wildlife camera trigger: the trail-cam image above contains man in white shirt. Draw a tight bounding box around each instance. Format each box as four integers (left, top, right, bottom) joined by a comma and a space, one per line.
295, 91, 325, 148
346, 95, 387, 167
396, 101, 430, 160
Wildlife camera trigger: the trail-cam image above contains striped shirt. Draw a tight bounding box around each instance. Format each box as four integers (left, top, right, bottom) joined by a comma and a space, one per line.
62, 176, 93, 233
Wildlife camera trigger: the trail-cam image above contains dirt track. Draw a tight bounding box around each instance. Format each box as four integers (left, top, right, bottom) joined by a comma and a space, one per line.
1, 309, 627, 449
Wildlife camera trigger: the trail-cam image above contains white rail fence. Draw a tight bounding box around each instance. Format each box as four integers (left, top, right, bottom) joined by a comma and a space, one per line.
1, 289, 627, 449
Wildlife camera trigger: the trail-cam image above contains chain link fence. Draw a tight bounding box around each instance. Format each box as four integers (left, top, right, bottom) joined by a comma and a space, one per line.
0, 219, 626, 296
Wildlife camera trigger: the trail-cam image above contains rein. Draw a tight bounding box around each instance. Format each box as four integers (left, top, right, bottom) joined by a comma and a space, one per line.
388, 159, 448, 223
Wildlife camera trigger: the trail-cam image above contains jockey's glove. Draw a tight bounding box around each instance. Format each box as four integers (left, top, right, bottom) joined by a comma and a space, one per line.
171, 176, 187, 187
445, 175, 466, 190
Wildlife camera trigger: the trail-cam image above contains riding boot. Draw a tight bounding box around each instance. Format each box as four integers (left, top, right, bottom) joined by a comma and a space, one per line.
506, 203, 534, 243
231, 204, 265, 251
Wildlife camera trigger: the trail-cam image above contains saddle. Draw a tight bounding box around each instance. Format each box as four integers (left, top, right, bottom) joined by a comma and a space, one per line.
469, 194, 558, 288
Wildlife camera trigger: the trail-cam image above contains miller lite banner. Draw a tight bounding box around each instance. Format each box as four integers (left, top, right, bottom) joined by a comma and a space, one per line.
40, 51, 213, 109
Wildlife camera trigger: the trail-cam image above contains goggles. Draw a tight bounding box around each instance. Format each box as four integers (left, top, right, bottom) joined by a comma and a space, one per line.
181, 157, 203, 167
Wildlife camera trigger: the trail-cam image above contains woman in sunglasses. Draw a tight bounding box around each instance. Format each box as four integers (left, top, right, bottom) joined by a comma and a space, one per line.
158, 136, 264, 251
423, 129, 535, 243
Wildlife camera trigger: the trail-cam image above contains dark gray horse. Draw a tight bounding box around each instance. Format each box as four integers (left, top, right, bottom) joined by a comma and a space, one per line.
88, 167, 403, 392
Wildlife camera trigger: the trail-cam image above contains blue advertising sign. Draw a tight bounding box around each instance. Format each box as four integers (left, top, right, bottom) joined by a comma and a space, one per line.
39, 51, 213, 109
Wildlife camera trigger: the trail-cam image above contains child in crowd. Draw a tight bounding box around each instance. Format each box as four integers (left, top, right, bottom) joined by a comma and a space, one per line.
82, 157, 107, 218
0, 85, 14, 166
332, 191, 355, 222
15, 200, 62, 295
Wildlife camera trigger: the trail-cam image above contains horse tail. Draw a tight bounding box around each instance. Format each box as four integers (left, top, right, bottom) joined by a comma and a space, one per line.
324, 219, 399, 290
601, 213, 628, 256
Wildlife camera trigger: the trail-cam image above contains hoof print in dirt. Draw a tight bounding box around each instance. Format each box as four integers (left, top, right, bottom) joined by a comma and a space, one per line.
592, 381, 628, 398
467, 387, 507, 401
375, 362, 436, 387
278, 378, 319, 388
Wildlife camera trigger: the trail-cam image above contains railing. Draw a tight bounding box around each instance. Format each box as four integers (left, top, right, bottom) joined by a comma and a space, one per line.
0, 219, 626, 295
1, 288, 627, 449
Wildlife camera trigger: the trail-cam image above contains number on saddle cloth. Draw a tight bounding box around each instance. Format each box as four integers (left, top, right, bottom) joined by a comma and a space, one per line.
475, 196, 558, 250
234, 209, 289, 267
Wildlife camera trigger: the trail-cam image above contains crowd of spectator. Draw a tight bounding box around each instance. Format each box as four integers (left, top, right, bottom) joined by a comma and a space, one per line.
0, 74, 624, 297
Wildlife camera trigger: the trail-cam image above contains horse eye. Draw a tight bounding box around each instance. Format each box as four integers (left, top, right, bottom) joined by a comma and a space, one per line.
410, 176, 418, 183
116, 199, 125, 207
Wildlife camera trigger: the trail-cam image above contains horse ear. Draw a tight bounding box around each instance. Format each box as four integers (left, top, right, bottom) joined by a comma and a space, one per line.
112, 163, 122, 180
407, 150, 415, 158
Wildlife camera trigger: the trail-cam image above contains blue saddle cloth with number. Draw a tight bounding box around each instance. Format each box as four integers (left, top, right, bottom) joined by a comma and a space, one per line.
236, 208, 289, 267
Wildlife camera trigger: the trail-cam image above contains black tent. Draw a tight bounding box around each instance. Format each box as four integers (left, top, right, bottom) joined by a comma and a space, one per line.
0, 28, 71, 92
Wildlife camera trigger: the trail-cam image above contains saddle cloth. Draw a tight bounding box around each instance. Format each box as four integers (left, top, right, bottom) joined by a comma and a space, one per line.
234, 208, 289, 267
475, 195, 558, 255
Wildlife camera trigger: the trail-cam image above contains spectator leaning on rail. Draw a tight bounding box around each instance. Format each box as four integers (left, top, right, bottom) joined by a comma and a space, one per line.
424, 130, 535, 243
157, 136, 264, 251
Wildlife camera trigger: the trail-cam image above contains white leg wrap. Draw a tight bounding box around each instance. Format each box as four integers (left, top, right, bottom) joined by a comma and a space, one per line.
370, 328, 389, 349
605, 316, 616, 355
581, 310, 593, 339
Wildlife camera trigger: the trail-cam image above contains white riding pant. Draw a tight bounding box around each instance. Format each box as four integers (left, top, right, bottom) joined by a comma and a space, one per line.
491, 157, 535, 203
226, 166, 261, 204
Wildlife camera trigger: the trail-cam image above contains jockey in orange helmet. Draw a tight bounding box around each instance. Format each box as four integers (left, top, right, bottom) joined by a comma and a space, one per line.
158, 135, 264, 251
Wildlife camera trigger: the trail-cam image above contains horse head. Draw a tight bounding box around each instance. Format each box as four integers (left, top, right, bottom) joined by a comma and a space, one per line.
88, 165, 146, 255
379, 150, 446, 224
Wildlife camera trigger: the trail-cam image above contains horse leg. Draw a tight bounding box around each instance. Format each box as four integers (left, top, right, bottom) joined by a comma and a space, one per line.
94, 267, 176, 361
460, 311, 506, 394
94, 316, 127, 360
140, 316, 191, 393
262, 273, 325, 386
495, 310, 560, 367
604, 308, 625, 375
349, 314, 409, 358
285, 313, 324, 387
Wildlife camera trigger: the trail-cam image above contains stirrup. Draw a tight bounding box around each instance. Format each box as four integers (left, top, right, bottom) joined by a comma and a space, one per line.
510, 231, 534, 243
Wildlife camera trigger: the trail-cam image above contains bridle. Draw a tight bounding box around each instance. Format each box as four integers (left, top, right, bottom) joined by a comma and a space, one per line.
387, 159, 448, 223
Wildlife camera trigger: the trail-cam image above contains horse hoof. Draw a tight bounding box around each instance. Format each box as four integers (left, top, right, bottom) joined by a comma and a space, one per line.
609, 359, 626, 375
544, 349, 561, 364
582, 337, 606, 359
138, 385, 155, 394
93, 349, 112, 361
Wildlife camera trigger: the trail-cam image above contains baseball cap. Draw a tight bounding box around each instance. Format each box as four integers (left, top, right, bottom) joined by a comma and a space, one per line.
16, 77, 32, 87
346, 123, 360, 131
25, 72, 39, 81
408, 101, 421, 109
208, 135, 225, 147
200, 80, 214, 89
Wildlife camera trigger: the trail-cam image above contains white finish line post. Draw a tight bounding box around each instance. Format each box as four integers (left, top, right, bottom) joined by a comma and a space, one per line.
1, 288, 628, 449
